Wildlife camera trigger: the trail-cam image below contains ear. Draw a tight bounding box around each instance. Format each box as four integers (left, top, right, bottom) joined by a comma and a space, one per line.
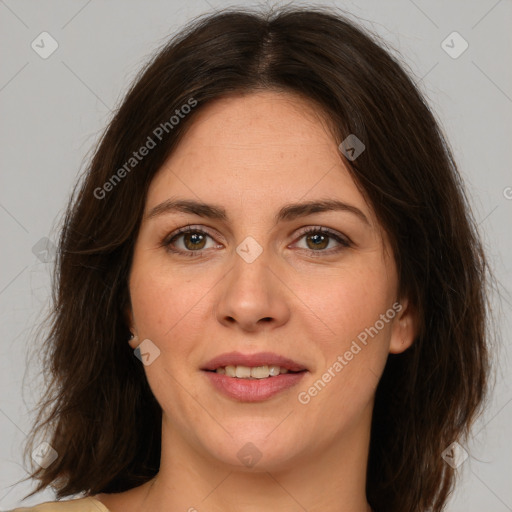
125, 305, 139, 349
389, 297, 418, 354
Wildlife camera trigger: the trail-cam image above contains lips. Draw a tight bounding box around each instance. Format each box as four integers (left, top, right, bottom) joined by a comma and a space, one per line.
201, 351, 307, 373
201, 351, 308, 402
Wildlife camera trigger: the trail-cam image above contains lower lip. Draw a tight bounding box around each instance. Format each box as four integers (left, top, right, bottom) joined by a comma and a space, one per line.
203, 371, 307, 402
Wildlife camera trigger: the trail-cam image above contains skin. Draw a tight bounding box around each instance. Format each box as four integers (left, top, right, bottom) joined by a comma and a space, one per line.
96, 90, 417, 512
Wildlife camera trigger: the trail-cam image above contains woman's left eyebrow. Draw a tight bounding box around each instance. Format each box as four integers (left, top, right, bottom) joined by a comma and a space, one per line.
146, 198, 370, 226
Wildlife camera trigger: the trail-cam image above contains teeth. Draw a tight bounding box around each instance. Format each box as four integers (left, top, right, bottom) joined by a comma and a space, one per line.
235, 366, 251, 378
251, 365, 270, 379
269, 365, 280, 376
216, 364, 292, 378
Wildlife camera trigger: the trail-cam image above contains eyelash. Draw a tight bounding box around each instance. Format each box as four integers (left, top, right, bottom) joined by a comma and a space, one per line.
161, 225, 351, 258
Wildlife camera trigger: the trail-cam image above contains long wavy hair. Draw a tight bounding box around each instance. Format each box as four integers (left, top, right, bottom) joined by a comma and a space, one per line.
24, 6, 493, 512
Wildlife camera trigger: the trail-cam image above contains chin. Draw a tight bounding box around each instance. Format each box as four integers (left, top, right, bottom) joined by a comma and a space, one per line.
198, 428, 307, 472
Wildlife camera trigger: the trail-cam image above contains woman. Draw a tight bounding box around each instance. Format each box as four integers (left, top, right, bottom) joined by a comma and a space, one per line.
13, 5, 492, 512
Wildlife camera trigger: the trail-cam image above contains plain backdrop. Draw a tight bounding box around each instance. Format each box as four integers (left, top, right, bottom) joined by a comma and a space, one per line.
1, 0, 511, 510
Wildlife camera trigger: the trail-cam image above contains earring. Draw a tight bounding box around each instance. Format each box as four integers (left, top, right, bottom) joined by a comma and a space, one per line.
129, 332, 139, 343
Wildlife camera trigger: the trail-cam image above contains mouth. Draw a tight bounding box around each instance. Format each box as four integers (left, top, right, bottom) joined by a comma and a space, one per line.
201, 351, 308, 402
207, 365, 302, 379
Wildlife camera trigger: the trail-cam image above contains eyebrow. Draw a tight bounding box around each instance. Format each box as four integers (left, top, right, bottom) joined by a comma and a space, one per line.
146, 198, 370, 226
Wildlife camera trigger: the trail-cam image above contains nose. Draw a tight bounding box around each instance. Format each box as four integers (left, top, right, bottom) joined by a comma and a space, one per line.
215, 244, 291, 333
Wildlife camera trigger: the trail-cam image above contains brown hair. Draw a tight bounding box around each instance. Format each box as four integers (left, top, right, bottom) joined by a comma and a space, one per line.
24, 6, 493, 512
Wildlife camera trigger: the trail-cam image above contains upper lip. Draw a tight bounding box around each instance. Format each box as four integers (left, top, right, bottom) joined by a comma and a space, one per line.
202, 351, 307, 372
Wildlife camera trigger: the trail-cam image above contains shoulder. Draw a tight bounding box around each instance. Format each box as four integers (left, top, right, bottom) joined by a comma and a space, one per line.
8, 497, 110, 512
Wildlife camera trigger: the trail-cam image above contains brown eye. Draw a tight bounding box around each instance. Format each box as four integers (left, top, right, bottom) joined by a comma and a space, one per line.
182, 232, 207, 250
162, 226, 222, 257
294, 227, 351, 254
305, 232, 330, 250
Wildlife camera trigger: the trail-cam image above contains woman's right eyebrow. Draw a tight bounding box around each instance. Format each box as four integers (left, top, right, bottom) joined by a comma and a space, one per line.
146, 198, 370, 226
146, 198, 227, 221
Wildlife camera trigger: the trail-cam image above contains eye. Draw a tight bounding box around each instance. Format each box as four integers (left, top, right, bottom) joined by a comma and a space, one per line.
162, 225, 221, 257
292, 226, 351, 255
162, 225, 351, 258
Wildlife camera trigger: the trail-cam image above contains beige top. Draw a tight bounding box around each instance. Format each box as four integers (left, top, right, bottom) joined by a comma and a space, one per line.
9, 497, 110, 512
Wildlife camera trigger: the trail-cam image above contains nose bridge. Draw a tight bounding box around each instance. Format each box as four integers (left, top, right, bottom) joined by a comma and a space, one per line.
215, 234, 290, 330
233, 235, 271, 295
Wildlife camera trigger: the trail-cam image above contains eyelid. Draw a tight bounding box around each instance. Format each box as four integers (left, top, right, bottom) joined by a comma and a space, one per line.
291, 226, 352, 252
161, 224, 222, 252
162, 224, 221, 242
162, 224, 352, 256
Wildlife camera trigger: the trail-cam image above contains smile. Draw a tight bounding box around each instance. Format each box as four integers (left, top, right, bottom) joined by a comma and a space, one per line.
202, 352, 308, 402
213, 365, 294, 379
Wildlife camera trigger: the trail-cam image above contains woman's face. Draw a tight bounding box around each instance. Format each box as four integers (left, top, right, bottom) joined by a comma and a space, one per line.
128, 91, 415, 471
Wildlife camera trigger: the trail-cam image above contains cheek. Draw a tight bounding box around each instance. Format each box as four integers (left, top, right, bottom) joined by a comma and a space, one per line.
300, 257, 397, 345
294, 258, 395, 412
129, 253, 214, 342
128, 261, 211, 417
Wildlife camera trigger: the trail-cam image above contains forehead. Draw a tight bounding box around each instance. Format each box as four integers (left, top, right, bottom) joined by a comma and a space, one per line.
180, 90, 336, 147
146, 91, 374, 226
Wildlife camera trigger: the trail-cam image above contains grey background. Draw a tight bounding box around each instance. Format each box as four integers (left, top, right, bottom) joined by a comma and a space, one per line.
1, 0, 511, 510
